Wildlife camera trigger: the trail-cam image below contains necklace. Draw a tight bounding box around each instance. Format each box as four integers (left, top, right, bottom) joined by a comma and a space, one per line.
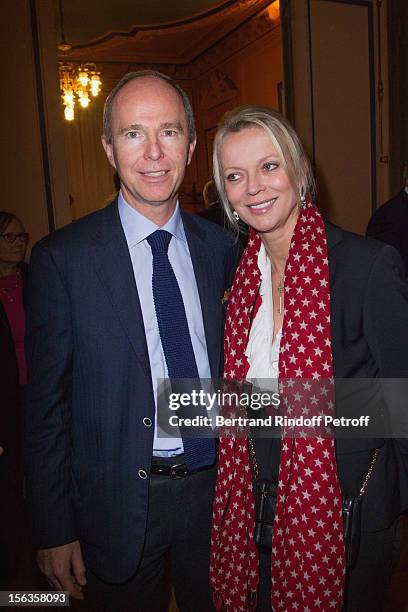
277, 277, 285, 315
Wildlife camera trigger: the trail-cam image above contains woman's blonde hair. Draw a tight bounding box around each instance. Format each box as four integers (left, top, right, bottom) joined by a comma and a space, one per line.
213, 106, 315, 230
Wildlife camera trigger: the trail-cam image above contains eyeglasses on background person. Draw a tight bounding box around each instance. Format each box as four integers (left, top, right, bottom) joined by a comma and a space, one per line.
1, 232, 29, 244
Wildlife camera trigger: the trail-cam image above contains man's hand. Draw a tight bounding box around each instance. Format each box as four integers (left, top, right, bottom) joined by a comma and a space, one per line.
37, 541, 86, 600
0, 446, 3, 456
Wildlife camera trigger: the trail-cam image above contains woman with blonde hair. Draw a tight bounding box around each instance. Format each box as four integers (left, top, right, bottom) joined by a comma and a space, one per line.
209, 106, 408, 611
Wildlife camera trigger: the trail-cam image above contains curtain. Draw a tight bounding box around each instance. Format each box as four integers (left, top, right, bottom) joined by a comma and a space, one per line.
64, 95, 116, 220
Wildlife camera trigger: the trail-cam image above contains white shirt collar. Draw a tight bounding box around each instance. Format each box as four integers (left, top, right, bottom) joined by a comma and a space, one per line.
118, 191, 186, 249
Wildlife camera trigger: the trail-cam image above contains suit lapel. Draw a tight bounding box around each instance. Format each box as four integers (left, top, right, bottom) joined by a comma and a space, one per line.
89, 201, 151, 376
325, 221, 343, 285
181, 211, 222, 378
88, 203, 223, 379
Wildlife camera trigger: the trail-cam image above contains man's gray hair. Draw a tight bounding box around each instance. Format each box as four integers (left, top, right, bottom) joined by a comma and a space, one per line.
102, 70, 196, 144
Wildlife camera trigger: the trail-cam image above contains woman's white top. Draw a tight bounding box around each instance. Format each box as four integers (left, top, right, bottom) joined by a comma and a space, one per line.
245, 242, 281, 391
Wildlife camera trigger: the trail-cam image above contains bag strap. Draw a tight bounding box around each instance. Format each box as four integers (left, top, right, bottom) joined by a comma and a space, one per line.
249, 433, 378, 497
358, 448, 379, 498
248, 436, 379, 497
247, 434, 259, 482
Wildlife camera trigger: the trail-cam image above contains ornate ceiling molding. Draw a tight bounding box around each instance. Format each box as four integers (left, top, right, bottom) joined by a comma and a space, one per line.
59, 0, 277, 65
122, 5, 279, 81
65, 0, 237, 49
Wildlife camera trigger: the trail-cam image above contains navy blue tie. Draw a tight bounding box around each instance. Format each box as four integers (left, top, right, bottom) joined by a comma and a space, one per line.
147, 230, 215, 472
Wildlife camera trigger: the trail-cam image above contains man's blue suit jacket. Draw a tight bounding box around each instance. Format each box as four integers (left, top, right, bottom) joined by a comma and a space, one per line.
25, 199, 241, 582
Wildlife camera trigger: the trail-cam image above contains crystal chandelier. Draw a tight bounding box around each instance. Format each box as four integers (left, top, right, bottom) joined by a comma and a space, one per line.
59, 62, 102, 121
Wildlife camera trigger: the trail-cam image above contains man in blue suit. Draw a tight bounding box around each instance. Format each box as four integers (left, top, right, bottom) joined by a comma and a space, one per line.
25, 71, 240, 611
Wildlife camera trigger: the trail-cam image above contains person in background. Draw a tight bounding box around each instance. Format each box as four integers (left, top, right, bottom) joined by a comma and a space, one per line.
366, 166, 408, 274
198, 180, 226, 227
0, 211, 29, 585
209, 106, 408, 611
198, 179, 248, 245
0, 212, 28, 455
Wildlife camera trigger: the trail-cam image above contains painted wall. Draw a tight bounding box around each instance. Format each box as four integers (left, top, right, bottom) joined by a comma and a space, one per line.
388, 0, 408, 194
191, 20, 283, 211
311, 1, 373, 232
1, 0, 49, 248
0, 0, 70, 249
286, 0, 391, 235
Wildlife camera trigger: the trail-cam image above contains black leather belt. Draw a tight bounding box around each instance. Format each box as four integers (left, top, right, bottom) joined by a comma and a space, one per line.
150, 462, 189, 478
150, 461, 214, 479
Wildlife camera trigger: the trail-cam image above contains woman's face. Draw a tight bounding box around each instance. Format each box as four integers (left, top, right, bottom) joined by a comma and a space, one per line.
0, 217, 27, 266
220, 125, 299, 235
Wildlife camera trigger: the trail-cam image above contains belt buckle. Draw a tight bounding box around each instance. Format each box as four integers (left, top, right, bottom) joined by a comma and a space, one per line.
170, 463, 186, 479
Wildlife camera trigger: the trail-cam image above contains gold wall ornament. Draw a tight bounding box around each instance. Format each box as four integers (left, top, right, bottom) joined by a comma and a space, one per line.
59, 62, 102, 121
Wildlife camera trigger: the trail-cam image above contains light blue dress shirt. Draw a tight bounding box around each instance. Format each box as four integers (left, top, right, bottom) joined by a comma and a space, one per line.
118, 192, 211, 456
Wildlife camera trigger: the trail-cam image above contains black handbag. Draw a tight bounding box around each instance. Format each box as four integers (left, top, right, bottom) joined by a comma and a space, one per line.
248, 436, 278, 549
248, 435, 378, 565
342, 495, 362, 568
342, 447, 378, 568
254, 478, 278, 549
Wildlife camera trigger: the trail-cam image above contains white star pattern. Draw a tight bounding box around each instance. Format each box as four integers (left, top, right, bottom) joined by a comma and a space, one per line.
210, 203, 345, 611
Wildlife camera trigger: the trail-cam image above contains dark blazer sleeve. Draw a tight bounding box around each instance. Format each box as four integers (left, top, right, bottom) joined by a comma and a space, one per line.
25, 240, 76, 548
363, 245, 408, 376
227, 237, 243, 284
366, 208, 401, 250
362, 245, 408, 450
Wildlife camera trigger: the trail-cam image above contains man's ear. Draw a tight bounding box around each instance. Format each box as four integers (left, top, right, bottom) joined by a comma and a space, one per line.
187, 137, 197, 166
101, 135, 117, 169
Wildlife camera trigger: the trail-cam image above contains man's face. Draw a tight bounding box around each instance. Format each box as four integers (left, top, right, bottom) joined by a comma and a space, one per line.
102, 77, 196, 223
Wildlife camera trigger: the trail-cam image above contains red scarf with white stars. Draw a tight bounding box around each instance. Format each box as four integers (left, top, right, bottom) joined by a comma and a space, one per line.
210, 202, 345, 611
